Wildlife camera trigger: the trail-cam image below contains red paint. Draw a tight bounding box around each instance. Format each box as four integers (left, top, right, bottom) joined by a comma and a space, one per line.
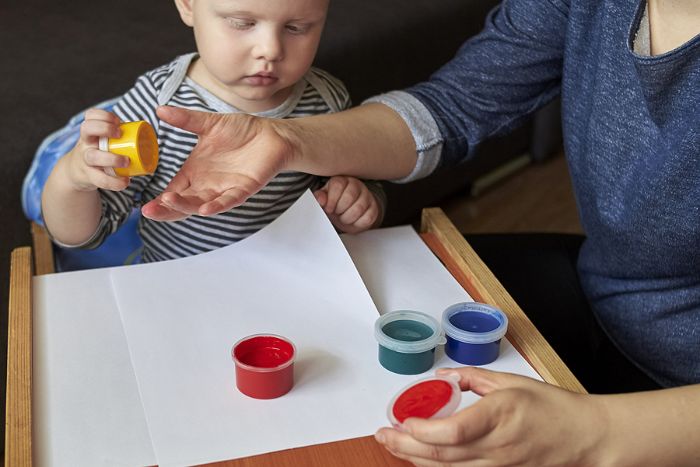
232, 335, 295, 399
392, 380, 452, 423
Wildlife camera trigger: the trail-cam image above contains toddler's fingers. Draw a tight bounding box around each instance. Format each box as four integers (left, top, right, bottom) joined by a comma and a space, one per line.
334, 182, 362, 215
324, 177, 348, 214
86, 167, 130, 191
313, 189, 328, 207
84, 108, 121, 124
83, 148, 130, 171
340, 201, 376, 228
80, 119, 121, 140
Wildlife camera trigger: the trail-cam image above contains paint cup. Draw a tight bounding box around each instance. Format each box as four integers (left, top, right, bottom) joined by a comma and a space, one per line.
374, 310, 446, 375
387, 375, 461, 430
231, 334, 296, 399
442, 302, 508, 365
99, 120, 159, 177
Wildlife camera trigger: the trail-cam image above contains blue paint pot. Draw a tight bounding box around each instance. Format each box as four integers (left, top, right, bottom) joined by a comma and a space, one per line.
375, 310, 446, 375
442, 302, 508, 365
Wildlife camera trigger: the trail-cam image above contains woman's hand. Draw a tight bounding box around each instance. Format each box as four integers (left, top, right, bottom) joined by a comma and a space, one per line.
375, 367, 608, 466
142, 105, 296, 221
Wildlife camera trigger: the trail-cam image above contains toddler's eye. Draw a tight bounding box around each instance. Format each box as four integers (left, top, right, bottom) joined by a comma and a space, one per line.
286, 23, 309, 34
227, 18, 255, 30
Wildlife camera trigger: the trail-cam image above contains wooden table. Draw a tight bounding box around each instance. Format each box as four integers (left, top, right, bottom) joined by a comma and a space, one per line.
5, 208, 585, 467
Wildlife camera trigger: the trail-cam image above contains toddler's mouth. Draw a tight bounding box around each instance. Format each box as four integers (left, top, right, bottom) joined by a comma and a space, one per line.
244, 72, 278, 86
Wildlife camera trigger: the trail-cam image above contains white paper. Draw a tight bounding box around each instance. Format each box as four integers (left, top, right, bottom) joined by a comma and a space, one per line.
33, 270, 156, 467
109, 191, 392, 466
33, 191, 542, 467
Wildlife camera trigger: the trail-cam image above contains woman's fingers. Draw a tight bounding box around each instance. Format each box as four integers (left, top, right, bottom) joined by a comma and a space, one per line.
435, 366, 532, 395
376, 419, 484, 464
199, 188, 252, 216
141, 200, 190, 222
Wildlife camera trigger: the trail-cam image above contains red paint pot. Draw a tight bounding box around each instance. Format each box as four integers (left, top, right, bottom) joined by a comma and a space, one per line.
387, 375, 461, 430
232, 334, 296, 399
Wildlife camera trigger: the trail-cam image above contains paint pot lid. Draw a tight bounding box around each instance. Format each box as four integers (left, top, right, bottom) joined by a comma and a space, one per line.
231, 334, 296, 373
375, 310, 446, 354
387, 375, 462, 430
442, 302, 508, 344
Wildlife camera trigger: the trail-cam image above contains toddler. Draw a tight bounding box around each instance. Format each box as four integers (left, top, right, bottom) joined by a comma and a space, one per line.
41, 0, 384, 262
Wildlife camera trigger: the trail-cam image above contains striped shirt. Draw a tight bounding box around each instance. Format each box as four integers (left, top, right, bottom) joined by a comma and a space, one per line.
86, 53, 352, 263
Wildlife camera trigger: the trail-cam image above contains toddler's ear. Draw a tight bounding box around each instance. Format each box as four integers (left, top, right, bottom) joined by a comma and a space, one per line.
174, 0, 195, 27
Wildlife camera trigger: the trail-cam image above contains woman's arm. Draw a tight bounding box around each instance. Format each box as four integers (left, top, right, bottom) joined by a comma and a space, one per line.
142, 103, 417, 220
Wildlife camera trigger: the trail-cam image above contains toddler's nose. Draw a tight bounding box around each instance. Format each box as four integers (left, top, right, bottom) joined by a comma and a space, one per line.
254, 29, 284, 62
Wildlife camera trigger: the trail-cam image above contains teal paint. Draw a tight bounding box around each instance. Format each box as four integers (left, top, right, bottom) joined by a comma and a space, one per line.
378, 346, 436, 375
382, 319, 434, 341
378, 319, 437, 374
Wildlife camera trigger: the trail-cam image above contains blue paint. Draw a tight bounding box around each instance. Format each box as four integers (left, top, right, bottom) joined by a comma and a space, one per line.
449, 311, 500, 333
375, 311, 446, 375
442, 303, 508, 365
445, 337, 501, 365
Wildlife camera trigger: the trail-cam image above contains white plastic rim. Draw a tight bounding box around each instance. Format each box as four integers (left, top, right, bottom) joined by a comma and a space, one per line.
231, 333, 296, 373
375, 310, 446, 354
387, 374, 462, 429
442, 302, 508, 344
99, 136, 116, 177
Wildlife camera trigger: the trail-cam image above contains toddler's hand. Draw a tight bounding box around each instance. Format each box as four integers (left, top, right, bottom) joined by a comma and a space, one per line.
64, 108, 130, 192
314, 176, 380, 234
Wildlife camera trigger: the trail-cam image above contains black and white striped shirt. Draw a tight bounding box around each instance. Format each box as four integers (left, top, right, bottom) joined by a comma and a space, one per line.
88, 54, 351, 263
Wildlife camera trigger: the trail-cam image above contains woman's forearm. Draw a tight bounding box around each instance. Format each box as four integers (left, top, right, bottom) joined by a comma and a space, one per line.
283, 103, 418, 180
598, 384, 700, 466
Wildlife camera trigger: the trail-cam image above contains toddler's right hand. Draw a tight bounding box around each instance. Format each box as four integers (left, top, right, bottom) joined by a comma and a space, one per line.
64, 108, 131, 192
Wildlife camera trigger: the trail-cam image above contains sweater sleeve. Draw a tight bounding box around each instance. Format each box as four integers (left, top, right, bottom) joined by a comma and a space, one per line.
409, 0, 569, 168
367, 0, 569, 182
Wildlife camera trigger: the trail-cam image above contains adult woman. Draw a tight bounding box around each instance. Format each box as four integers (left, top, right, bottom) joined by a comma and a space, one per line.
141, 0, 700, 464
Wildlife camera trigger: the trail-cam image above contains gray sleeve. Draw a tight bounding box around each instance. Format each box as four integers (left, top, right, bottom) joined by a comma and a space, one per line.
362, 91, 443, 183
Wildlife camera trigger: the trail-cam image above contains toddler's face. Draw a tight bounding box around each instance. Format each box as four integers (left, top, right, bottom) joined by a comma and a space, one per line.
184, 0, 329, 113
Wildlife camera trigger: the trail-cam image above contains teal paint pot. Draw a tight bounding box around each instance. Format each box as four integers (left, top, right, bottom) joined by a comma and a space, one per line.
374, 310, 446, 375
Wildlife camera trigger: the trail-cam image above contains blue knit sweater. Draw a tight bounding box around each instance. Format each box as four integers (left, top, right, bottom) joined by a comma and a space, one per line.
380, 0, 699, 386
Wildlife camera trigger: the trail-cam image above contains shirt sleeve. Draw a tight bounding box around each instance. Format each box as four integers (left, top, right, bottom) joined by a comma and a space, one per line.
368, 0, 569, 181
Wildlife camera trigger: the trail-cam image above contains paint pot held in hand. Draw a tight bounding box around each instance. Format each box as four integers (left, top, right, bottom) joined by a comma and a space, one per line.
375, 310, 446, 375
231, 334, 296, 399
99, 120, 159, 177
387, 375, 461, 430
442, 302, 508, 365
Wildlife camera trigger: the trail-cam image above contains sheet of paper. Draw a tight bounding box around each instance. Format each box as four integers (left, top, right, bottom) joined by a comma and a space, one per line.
109, 191, 393, 466
33, 269, 157, 467
33, 191, 542, 467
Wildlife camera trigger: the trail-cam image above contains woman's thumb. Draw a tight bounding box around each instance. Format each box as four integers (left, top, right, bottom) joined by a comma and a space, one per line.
156, 105, 212, 135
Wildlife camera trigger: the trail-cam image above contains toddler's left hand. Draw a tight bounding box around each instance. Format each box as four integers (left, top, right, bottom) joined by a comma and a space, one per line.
314, 176, 380, 234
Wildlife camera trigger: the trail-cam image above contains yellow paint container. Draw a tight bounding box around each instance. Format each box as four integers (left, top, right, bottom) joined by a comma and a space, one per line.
99, 121, 159, 177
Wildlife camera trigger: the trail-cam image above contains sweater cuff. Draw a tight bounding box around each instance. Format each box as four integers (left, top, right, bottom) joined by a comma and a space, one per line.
363, 91, 443, 183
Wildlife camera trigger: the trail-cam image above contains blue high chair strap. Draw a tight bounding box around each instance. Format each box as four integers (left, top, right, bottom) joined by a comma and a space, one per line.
21, 98, 143, 271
